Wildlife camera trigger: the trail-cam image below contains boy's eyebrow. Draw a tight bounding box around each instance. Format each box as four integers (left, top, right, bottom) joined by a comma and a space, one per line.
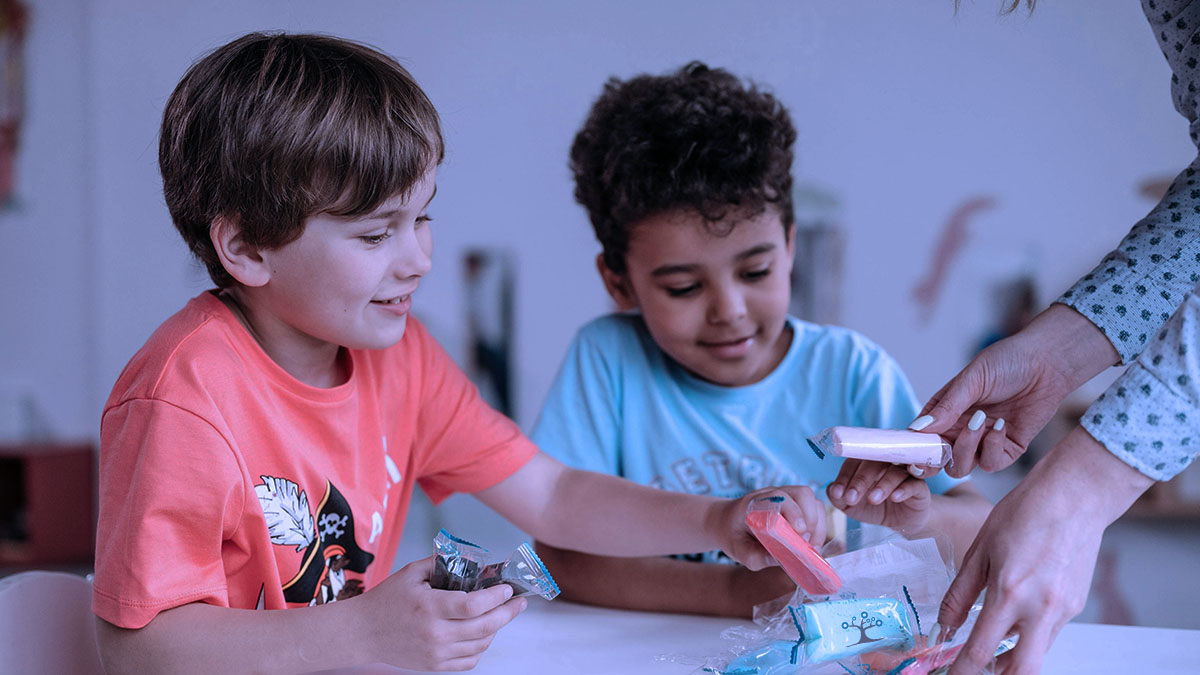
364, 185, 438, 220
650, 243, 777, 277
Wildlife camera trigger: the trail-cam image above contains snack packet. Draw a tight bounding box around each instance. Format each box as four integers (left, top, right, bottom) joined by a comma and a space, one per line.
746, 496, 842, 595
429, 529, 560, 600
807, 427, 951, 468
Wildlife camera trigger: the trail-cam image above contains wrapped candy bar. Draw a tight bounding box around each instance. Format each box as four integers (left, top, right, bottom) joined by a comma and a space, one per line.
797, 597, 915, 663
429, 529, 560, 600
746, 496, 842, 595
807, 426, 951, 468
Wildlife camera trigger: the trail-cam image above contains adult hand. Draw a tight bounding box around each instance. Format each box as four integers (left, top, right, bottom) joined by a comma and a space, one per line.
913, 304, 1119, 477
718, 485, 827, 570
827, 459, 932, 534
939, 427, 1153, 675
360, 555, 527, 671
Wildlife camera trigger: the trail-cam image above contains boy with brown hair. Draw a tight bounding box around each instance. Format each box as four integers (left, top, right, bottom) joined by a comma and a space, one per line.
92, 34, 823, 673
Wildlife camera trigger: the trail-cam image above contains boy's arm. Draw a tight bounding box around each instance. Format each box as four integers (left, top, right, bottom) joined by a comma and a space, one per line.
474, 452, 824, 570
531, 543, 796, 617
95, 557, 525, 675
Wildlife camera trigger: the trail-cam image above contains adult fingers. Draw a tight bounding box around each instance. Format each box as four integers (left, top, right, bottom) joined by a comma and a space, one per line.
947, 409, 988, 478
999, 616, 1053, 675
938, 542, 987, 632
947, 594, 1016, 675
978, 418, 1020, 472
913, 365, 986, 436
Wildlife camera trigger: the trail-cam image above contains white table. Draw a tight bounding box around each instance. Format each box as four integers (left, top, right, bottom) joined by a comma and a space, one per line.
333, 599, 1200, 674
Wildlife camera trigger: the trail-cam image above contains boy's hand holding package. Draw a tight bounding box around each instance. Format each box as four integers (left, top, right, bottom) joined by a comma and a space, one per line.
720, 486, 827, 571
358, 556, 527, 671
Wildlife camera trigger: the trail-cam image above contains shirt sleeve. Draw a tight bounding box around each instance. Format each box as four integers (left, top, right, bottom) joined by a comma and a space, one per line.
528, 324, 624, 475
409, 325, 537, 504
1081, 283, 1200, 480
1056, 0, 1200, 480
92, 399, 245, 629
1058, 1, 1200, 364
848, 335, 964, 495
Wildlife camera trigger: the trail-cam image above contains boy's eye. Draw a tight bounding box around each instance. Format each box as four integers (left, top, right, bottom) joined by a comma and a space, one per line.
416, 214, 434, 227
666, 283, 700, 298
360, 232, 392, 245
742, 267, 771, 281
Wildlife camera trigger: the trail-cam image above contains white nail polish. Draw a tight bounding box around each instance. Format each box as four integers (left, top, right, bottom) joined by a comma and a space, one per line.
968, 410, 986, 431
908, 464, 925, 477
909, 415, 934, 431
993, 418, 1005, 431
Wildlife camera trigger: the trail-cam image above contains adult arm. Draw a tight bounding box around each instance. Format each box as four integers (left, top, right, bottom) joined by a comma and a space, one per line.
939, 426, 1154, 675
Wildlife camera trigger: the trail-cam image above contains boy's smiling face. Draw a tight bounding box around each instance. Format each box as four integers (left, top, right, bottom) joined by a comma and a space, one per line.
222, 168, 437, 385
601, 207, 795, 387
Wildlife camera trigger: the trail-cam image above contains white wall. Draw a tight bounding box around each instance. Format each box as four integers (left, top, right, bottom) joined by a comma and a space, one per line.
7, 1, 1185, 440
3, 0, 1195, 624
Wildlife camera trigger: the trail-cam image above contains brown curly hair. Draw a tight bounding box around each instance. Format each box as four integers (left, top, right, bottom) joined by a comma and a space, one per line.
569, 61, 796, 275
159, 32, 443, 287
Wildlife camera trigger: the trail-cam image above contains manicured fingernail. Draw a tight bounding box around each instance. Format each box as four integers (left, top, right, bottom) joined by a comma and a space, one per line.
869, 489, 884, 504
993, 418, 1005, 431
829, 484, 844, 499
909, 415, 934, 431
801, 531, 812, 542
891, 490, 905, 501
845, 488, 859, 504
968, 410, 986, 431
908, 464, 925, 477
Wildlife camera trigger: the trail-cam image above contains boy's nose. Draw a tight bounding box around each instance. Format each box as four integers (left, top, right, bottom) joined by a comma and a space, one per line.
707, 285, 747, 324
392, 226, 433, 278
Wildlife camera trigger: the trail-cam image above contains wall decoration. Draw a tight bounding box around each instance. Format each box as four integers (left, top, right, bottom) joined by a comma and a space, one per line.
0, 0, 27, 208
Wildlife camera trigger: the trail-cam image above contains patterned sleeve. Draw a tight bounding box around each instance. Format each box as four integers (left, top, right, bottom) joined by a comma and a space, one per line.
1057, 0, 1200, 480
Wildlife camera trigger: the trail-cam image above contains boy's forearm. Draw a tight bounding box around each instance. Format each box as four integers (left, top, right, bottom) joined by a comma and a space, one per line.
908, 486, 991, 570
540, 467, 725, 555
480, 455, 727, 557
97, 598, 371, 675
532, 542, 794, 618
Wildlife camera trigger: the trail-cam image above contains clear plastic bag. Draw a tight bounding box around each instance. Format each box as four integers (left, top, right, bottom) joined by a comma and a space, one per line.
429, 528, 560, 600
675, 536, 1015, 675
745, 496, 842, 595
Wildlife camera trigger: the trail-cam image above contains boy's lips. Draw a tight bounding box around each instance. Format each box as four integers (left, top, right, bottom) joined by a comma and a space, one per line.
370, 293, 413, 315
698, 333, 755, 358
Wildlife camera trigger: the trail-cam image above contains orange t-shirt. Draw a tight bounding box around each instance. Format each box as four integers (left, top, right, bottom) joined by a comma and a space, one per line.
92, 291, 537, 629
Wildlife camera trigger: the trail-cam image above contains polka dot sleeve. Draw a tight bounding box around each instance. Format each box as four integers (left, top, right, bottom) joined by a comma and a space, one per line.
1062, 0, 1200, 480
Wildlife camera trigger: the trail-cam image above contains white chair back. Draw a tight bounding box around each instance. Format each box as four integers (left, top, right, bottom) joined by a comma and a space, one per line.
0, 571, 105, 674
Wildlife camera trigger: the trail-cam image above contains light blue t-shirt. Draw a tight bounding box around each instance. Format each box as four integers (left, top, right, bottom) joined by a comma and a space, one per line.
532, 313, 960, 503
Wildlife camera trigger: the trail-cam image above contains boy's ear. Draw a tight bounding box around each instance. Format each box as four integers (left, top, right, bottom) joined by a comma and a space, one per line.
210, 216, 270, 288
595, 254, 638, 311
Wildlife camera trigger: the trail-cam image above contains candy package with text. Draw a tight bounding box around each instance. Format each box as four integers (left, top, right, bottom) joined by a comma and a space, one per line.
429, 528, 560, 600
